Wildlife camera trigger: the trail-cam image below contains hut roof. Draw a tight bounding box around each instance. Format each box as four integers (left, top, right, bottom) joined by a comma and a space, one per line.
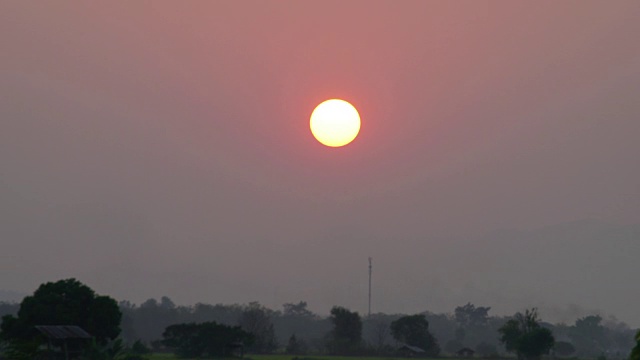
457, 347, 476, 355
399, 344, 426, 353
35, 325, 91, 339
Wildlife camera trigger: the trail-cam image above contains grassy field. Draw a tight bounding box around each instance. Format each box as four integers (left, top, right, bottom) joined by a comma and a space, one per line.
148, 355, 442, 360
149, 354, 179, 360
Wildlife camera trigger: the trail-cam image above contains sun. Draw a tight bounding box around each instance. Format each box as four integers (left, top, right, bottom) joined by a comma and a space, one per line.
310, 99, 361, 147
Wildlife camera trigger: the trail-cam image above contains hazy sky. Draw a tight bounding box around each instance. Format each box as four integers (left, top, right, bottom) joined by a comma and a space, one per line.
1, 2, 639, 326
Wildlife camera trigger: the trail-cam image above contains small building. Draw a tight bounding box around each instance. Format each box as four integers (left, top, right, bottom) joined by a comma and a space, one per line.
228, 341, 245, 358
35, 325, 92, 360
457, 347, 476, 357
398, 344, 426, 357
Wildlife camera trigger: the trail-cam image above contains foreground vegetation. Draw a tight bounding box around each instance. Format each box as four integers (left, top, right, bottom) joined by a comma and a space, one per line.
147, 355, 443, 360
1, 279, 638, 360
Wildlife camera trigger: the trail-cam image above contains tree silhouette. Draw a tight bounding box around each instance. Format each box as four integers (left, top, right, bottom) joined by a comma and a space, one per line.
238, 302, 277, 353
498, 308, 554, 360
631, 330, 640, 360
390, 314, 440, 356
326, 306, 362, 355
0, 278, 121, 358
162, 322, 252, 358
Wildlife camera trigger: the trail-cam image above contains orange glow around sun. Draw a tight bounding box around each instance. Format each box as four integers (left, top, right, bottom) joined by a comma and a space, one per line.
310, 99, 361, 147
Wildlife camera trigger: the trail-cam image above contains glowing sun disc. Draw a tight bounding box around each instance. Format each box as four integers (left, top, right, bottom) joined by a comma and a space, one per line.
310, 99, 361, 147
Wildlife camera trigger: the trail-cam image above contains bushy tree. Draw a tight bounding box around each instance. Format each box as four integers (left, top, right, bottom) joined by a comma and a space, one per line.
326, 306, 362, 355
124, 296, 186, 344
366, 318, 391, 353
454, 303, 493, 350
631, 330, 640, 360
390, 314, 440, 356
554, 341, 576, 357
475, 341, 498, 357
286, 333, 308, 354
569, 315, 607, 357
238, 302, 278, 353
80, 337, 146, 360
162, 322, 252, 358
276, 301, 327, 350
444, 339, 464, 354
498, 309, 554, 360
0, 279, 121, 358
283, 302, 314, 318
455, 303, 491, 328
130, 340, 151, 355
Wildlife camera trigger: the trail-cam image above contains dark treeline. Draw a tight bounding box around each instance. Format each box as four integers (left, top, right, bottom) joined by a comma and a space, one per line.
113, 298, 635, 359
4, 279, 639, 360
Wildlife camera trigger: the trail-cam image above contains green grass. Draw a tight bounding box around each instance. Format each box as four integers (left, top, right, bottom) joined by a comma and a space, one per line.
148, 355, 441, 360
252, 356, 424, 360
148, 354, 181, 360
280, 356, 470, 360
149, 354, 180, 360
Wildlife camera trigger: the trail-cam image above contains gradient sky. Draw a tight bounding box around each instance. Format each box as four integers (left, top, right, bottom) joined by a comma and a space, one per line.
1, 2, 639, 326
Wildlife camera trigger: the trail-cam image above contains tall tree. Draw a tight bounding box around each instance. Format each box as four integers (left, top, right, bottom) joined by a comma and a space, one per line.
277, 301, 326, 348
631, 330, 640, 360
285, 333, 308, 354
326, 306, 362, 355
390, 314, 440, 356
238, 302, 277, 353
126, 297, 183, 343
568, 315, 607, 357
553, 341, 576, 357
498, 309, 554, 360
455, 303, 491, 328
0, 279, 121, 358
454, 303, 492, 347
369, 319, 391, 353
282, 301, 314, 318
162, 322, 252, 358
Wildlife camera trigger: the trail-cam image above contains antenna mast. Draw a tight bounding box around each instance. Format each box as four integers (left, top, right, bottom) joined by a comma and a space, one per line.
368, 257, 372, 317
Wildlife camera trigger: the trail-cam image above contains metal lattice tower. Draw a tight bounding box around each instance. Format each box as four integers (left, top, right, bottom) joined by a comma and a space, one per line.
368, 257, 372, 317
